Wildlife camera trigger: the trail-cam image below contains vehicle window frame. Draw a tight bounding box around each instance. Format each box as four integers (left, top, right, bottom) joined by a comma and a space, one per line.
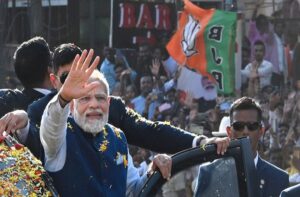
138, 138, 260, 197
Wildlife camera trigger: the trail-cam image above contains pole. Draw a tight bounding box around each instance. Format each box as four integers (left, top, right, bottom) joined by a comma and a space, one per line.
109, 0, 114, 47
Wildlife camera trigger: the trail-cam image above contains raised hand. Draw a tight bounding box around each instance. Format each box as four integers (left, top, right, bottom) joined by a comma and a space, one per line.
59, 49, 100, 102
150, 58, 161, 77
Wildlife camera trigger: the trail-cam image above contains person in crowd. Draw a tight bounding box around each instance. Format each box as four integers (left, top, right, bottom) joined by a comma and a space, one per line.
119, 66, 138, 107
135, 43, 152, 77
286, 145, 300, 184
0, 36, 52, 117
292, 41, 300, 85
242, 36, 251, 71
131, 63, 163, 120
241, 40, 273, 97
39, 49, 172, 196
273, 19, 286, 86
284, 32, 298, 83
248, 4, 283, 86
99, 46, 117, 93
121, 84, 137, 108
225, 97, 289, 196
195, 75, 217, 113
134, 43, 167, 89
131, 75, 155, 118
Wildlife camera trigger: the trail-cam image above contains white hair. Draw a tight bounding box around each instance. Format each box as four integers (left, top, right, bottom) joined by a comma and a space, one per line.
88, 69, 110, 96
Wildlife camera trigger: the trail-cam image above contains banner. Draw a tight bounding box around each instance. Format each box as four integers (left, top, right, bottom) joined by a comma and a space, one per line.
167, 0, 236, 94
112, 0, 176, 48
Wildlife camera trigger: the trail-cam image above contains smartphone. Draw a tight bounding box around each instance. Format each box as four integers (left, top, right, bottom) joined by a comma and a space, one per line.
158, 103, 172, 112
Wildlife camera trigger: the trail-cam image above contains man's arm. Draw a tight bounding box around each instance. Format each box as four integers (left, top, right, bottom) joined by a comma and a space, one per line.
109, 97, 230, 154
109, 96, 196, 154
40, 94, 69, 171
40, 49, 100, 171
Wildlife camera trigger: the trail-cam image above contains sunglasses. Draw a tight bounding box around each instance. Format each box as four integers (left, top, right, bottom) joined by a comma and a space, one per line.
231, 121, 261, 131
58, 72, 68, 84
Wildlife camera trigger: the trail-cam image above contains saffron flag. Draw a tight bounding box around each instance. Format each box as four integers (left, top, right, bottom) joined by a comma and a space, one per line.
167, 0, 236, 94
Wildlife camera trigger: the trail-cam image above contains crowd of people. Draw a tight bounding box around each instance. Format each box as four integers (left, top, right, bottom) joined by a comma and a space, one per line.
1, 2, 300, 196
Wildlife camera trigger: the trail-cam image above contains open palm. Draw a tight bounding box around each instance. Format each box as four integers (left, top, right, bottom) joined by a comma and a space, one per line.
59, 49, 100, 101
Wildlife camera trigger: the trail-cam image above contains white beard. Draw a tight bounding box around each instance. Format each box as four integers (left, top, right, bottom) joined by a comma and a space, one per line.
202, 86, 217, 101
73, 108, 108, 135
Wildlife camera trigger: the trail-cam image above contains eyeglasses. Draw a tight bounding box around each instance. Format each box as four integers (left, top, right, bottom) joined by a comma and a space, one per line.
231, 121, 261, 131
57, 72, 68, 84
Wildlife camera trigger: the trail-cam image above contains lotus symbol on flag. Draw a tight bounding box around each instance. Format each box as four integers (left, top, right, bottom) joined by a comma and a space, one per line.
181, 15, 201, 57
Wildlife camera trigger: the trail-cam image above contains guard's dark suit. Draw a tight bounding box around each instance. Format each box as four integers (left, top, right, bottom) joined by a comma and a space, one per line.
280, 184, 300, 197
257, 156, 289, 197
26, 91, 196, 161
0, 88, 44, 117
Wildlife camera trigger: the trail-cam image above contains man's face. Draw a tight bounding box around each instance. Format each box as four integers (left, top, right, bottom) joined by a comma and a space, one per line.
296, 80, 300, 91
201, 76, 217, 101
50, 63, 72, 90
275, 23, 284, 36
201, 76, 215, 90
257, 19, 268, 34
227, 109, 263, 158
254, 44, 265, 62
103, 47, 115, 63
140, 76, 153, 95
71, 82, 110, 135
125, 85, 136, 101
115, 66, 124, 81
152, 48, 162, 59
138, 45, 150, 62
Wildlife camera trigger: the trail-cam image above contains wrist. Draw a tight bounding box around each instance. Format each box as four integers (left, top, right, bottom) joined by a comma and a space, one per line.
58, 93, 71, 107
196, 135, 208, 146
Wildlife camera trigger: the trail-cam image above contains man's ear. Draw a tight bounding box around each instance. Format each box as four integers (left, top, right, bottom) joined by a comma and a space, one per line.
259, 126, 265, 138
226, 126, 233, 138
107, 96, 111, 105
50, 73, 59, 89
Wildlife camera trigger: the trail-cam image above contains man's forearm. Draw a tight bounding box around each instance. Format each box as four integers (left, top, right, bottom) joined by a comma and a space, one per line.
40, 94, 69, 158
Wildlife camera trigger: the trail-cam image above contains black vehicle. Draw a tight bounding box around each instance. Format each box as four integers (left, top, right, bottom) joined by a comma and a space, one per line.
139, 138, 260, 197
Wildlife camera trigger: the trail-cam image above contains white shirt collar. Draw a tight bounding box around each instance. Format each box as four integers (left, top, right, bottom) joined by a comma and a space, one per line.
254, 152, 258, 168
33, 88, 51, 95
